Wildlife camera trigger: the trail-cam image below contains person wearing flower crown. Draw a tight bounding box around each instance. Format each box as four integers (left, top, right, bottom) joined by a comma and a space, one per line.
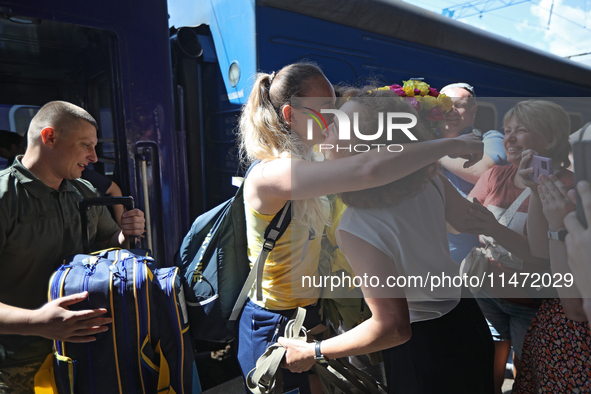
437, 83, 508, 265
278, 86, 494, 394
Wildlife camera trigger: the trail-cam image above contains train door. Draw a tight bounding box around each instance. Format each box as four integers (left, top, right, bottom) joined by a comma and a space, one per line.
0, 14, 125, 202
0, 0, 184, 265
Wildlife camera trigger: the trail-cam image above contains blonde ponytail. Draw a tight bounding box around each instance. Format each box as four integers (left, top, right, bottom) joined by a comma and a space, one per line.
238, 64, 330, 232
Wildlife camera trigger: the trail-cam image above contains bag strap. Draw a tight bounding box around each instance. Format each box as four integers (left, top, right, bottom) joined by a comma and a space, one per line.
228, 162, 293, 322
244, 160, 261, 178
256, 202, 292, 300
246, 308, 386, 394
312, 363, 353, 393
245, 307, 306, 394
244, 159, 293, 300
498, 187, 530, 227
320, 357, 385, 394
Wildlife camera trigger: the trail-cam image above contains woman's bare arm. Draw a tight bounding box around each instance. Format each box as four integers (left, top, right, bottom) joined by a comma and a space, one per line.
278, 231, 411, 372
246, 135, 483, 214
439, 174, 484, 233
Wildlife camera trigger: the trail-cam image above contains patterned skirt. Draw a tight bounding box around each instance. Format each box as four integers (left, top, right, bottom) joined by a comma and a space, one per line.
513, 298, 591, 393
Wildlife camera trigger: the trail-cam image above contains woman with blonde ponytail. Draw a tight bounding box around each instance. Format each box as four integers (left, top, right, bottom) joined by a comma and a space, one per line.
235, 62, 485, 394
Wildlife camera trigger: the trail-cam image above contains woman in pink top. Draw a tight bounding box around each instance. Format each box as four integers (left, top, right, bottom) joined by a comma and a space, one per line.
466, 100, 573, 393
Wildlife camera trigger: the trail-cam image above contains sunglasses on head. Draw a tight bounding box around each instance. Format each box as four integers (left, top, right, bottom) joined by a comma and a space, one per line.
441, 83, 475, 97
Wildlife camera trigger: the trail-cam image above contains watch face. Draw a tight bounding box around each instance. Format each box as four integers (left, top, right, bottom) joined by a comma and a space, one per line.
549, 229, 568, 241
314, 341, 328, 363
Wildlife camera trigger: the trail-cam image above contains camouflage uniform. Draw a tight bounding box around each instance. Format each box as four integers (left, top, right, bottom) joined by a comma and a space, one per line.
0, 361, 44, 394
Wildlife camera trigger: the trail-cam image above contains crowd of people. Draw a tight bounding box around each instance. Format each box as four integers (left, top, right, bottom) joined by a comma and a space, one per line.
237, 63, 590, 394
0, 62, 590, 394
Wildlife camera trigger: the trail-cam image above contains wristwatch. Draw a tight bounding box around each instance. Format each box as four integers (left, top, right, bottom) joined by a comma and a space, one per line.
472, 128, 483, 140
548, 229, 568, 242
314, 340, 329, 364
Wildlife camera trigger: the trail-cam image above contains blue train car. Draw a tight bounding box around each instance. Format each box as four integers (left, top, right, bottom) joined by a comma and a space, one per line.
0, 0, 184, 265
169, 0, 591, 213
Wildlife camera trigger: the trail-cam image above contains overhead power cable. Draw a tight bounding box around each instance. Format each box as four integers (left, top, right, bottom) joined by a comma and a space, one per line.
442, 0, 530, 19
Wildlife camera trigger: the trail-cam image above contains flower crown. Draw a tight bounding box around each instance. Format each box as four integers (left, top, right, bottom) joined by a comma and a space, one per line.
376, 80, 454, 133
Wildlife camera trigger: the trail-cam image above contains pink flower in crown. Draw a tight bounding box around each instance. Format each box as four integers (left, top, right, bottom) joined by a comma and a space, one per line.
428, 87, 440, 97
389, 84, 406, 97
407, 97, 422, 112
393, 87, 406, 97
426, 106, 444, 121
414, 88, 421, 95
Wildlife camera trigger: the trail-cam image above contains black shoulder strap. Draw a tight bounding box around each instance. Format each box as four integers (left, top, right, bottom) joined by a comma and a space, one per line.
228, 160, 292, 321
244, 159, 261, 179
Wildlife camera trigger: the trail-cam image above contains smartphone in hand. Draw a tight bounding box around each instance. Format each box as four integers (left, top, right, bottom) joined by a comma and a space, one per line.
527, 155, 553, 183
472, 128, 484, 140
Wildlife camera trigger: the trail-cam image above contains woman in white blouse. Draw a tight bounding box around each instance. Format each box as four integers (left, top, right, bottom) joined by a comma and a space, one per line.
278, 88, 495, 394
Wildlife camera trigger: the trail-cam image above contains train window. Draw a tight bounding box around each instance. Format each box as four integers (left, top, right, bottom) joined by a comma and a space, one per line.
0, 104, 39, 135
0, 128, 22, 169
9, 105, 40, 136
567, 112, 583, 134
474, 101, 498, 132
0, 105, 37, 168
89, 77, 116, 176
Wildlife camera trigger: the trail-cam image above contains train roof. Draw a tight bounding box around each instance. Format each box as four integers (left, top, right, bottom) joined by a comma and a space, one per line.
258, 0, 591, 89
